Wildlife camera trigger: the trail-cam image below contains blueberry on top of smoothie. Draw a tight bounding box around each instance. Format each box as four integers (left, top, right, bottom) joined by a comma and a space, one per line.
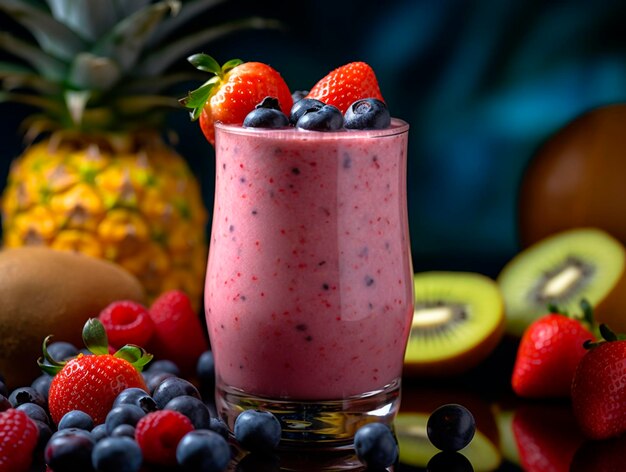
344, 98, 391, 130
289, 97, 325, 124
296, 103, 343, 131
243, 96, 289, 129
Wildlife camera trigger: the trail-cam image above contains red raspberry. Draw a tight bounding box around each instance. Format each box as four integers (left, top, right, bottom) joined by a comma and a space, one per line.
148, 290, 208, 375
99, 300, 155, 349
0, 408, 39, 472
135, 410, 194, 465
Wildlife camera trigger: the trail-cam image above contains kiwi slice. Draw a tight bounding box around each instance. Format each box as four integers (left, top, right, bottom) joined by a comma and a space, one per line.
497, 228, 626, 336
404, 272, 505, 376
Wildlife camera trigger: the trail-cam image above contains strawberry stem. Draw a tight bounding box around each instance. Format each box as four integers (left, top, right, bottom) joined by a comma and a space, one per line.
114, 345, 153, 372
83, 318, 109, 355
579, 298, 595, 325
599, 323, 619, 342
37, 335, 66, 376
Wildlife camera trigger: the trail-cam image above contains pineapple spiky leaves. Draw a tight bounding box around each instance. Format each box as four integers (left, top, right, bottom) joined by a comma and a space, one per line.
0, 0, 278, 306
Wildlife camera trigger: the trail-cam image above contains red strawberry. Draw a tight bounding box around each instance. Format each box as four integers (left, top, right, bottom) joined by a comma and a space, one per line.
511, 304, 595, 398
0, 408, 38, 472
147, 290, 208, 375
305, 62, 384, 114
98, 300, 155, 349
135, 410, 194, 466
512, 403, 585, 472
181, 55, 293, 145
571, 324, 626, 440
41, 318, 152, 425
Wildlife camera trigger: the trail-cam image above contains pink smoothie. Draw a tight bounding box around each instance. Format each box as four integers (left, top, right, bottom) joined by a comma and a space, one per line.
205, 119, 413, 400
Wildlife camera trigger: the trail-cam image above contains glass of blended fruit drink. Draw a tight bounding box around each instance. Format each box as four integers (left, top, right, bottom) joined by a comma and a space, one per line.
183, 57, 414, 449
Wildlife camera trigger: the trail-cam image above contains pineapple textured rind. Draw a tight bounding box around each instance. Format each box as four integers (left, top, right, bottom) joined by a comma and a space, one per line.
0, 0, 275, 306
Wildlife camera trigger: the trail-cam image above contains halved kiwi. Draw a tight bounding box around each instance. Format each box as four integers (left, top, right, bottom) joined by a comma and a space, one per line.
403, 272, 505, 376
497, 227, 626, 336
395, 387, 502, 472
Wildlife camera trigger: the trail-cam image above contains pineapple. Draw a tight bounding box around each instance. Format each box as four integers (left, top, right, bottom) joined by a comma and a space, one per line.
0, 0, 273, 307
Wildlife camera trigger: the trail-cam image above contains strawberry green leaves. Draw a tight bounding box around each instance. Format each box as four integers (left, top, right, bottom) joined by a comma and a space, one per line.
179, 54, 243, 120
38, 318, 153, 376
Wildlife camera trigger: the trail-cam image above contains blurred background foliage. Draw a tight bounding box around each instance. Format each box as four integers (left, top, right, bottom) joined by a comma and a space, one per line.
2, 0, 626, 277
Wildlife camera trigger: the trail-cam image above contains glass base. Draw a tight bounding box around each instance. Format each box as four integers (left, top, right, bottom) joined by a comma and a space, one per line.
216, 378, 401, 450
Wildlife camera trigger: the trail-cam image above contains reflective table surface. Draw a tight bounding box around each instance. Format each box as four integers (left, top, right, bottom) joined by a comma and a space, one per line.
228, 337, 624, 471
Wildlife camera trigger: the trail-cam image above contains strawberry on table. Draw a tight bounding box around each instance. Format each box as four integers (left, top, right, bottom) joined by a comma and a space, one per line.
511, 301, 596, 398
180, 55, 293, 145
39, 319, 152, 426
571, 324, 626, 440
305, 61, 385, 114
0, 408, 38, 472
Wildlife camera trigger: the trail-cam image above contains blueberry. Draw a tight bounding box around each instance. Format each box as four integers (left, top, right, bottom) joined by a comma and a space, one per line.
105, 404, 146, 435
234, 409, 281, 453
113, 387, 157, 413
45, 429, 95, 472
31, 374, 53, 402
0, 394, 11, 412
92, 436, 143, 472
152, 376, 201, 409
291, 90, 309, 103
47, 341, 80, 360
427, 404, 476, 452
289, 98, 325, 124
209, 417, 230, 441
164, 395, 211, 429
244, 108, 289, 129
296, 104, 343, 131
354, 422, 398, 469
344, 98, 391, 130
196, 350, 215, 397
176, 430, 231, 472
144, 371, 176, 394
426, 451, 474, 472
32, 419, 53, 454
110, 423, 136, 438
58, 410, 94, 431
145, 359, 180, 377
8, 386, 46, 409
16, 402, 50, 425
0, 380, 7, 397
91, 423, 109, 442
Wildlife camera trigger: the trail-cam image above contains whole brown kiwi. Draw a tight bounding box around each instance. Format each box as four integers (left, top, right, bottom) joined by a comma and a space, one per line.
0, 247, 145, 389
519, 103, 626, 248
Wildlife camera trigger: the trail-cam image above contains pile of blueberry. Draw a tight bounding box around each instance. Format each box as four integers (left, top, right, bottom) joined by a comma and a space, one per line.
243, 93, 391, 131
1, 340, 476, 472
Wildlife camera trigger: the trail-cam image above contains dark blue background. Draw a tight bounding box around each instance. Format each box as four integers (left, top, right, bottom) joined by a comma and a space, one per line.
2, 0, 626, 278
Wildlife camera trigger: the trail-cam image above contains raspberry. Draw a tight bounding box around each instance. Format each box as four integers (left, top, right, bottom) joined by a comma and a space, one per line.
0, 408, 39, 472
99, 300, 155, 349
135, 410, 194, 465
148, 290, 208, 375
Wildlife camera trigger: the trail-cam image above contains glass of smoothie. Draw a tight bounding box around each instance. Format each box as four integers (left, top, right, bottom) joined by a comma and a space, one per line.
205, 118, 413, 448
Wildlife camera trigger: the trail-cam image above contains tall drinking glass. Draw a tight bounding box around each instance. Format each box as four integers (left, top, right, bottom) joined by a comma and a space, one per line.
205, 119, 413, 448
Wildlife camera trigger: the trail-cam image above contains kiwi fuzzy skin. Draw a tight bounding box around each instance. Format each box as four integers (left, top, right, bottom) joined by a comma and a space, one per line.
519, 104, 626, 250
0, 247, 145, 389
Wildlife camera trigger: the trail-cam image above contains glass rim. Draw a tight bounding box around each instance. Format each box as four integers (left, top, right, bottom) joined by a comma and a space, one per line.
215, 117, 409, 140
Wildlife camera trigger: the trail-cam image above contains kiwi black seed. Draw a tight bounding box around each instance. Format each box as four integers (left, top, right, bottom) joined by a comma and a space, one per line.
403, 272, 505, 377
497, 227, 626, 336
